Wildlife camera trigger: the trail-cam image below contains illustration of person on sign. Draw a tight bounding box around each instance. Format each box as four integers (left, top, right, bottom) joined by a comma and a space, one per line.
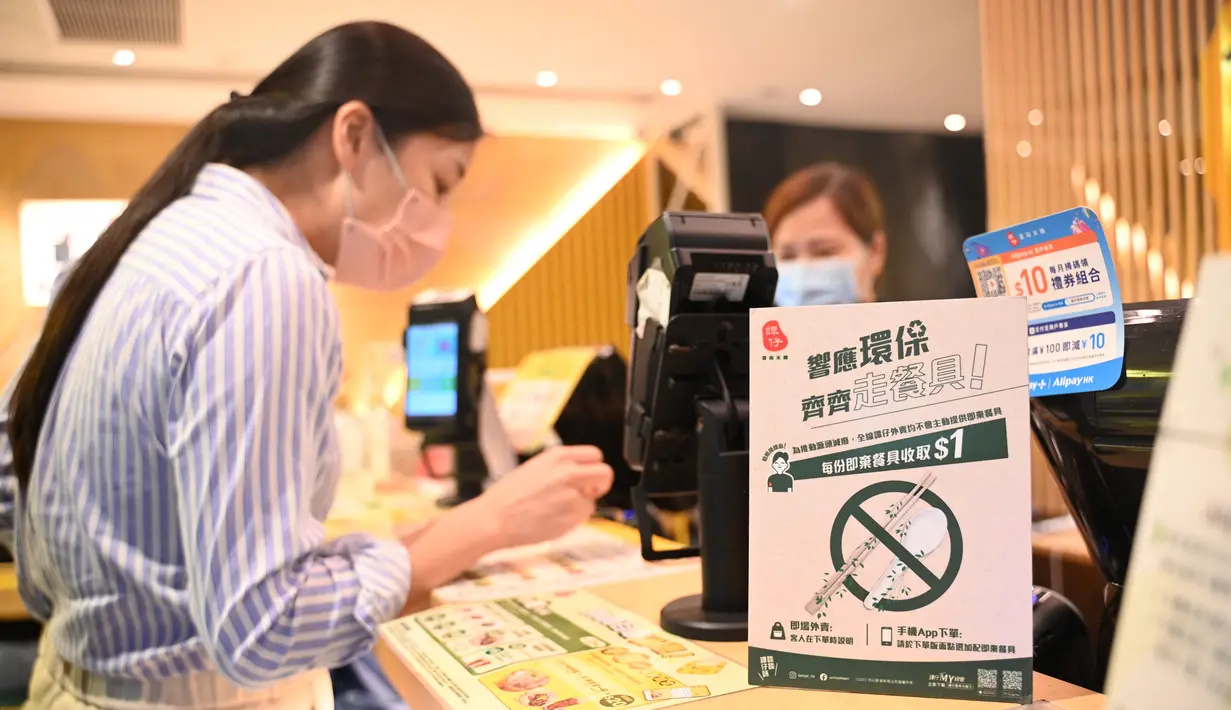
768, 451, 794, 493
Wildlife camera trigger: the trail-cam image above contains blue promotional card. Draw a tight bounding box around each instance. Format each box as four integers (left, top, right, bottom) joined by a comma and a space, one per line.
962, 207, 1124, 396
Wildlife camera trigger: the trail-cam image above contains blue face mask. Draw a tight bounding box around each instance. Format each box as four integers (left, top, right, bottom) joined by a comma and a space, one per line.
775, 259, 861, 307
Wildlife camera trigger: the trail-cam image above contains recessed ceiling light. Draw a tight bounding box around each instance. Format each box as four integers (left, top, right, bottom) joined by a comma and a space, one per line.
112, 49, 135, 67
1016, 140, 1033, 158
798, 88, 822, 106
535, 70, 558, 88
1028, 109, 1044, 126
944, 114, 966, 132
660, 78, 682, 97
1158, 119, 1173, 136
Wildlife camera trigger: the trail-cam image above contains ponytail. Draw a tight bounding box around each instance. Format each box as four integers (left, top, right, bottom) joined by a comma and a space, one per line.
6, 113, 224, 496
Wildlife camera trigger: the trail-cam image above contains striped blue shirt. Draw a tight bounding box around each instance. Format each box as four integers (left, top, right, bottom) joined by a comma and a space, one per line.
0, 163, 411, 689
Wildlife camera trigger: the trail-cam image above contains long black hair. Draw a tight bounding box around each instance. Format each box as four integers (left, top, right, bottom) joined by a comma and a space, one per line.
6, 21, 482, 496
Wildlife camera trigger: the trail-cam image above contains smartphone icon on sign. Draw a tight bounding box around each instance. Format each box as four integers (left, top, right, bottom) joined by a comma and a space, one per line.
881, 627, 893, 646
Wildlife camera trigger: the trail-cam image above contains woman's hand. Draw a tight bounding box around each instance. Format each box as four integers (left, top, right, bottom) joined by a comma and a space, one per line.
473, 445, 614, 549
398, 445, 613, 614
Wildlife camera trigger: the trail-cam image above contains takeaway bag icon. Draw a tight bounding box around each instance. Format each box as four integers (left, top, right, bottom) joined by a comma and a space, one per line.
770, 622, 786, 641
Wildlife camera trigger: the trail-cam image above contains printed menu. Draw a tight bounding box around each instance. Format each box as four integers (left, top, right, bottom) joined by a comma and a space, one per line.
381, 589, 750, 709
432, 523, 695, 605
747, 297, 1034, 702
1104, 257, 1231, 708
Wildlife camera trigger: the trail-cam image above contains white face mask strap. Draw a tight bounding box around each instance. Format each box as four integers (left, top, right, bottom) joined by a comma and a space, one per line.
374, 124, 410, 192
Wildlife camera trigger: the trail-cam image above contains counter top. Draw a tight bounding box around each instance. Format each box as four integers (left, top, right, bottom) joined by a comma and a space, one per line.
376, 567, 1106, 710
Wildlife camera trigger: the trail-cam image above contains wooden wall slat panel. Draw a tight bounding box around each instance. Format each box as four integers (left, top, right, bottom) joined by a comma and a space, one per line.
979, 0, 1228, 517
485, 161, 647, 369
979, 0, 1224, 304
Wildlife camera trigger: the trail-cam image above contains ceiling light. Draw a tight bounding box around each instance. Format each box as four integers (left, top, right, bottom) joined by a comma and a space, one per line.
112, 49, 135, 67
1179, 159, 1192, 176
1016, 140, 1033, 158
660, 79, 682, 97
944, 114, 966, 132
1158, 119, 1173, 136
1194, 157, 1206, 174
535, 70, 558, 88
1028, 109, 1044, 126
799, 88, 822, 107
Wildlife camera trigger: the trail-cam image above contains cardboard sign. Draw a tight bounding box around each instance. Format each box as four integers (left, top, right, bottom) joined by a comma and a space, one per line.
381, 589, 750, 709
1104, 258, 1231, 707
963, 207, 1124, 396
748, 298, 1034, 703
498, 346, 600, 453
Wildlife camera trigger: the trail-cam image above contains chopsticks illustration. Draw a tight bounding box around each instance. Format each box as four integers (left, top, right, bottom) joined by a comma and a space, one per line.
804, 471, 937, 615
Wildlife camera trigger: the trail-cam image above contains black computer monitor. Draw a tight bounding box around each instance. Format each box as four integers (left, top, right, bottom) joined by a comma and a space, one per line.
623, 211, 778, 641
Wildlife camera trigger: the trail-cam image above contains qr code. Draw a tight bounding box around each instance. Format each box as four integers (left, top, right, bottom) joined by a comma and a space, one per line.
977, 668, 999, 691
1002, 669, 1024, 695
976, 266, 1007, 297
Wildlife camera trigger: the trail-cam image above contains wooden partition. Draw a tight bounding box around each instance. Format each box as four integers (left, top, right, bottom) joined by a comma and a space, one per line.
980, 0, 1226, 302
485, 162, 647, 368
0, 119, 638, 388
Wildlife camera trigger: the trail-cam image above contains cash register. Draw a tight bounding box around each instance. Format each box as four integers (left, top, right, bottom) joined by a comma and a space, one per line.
1031, 299, 1188, 690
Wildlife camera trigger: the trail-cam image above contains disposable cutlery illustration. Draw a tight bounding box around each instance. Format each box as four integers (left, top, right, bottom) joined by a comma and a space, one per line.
804, 471, 949, 615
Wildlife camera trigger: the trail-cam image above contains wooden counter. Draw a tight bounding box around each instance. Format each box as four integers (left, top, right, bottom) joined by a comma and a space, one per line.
0, 564, 23, 621
376, 567, 1106, 710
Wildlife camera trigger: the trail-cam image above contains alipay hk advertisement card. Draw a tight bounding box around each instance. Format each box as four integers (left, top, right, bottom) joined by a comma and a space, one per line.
962, 207, 1124, 396
748, 298, 1033, 703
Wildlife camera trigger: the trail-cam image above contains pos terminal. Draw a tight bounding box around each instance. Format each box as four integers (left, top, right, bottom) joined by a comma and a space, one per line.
405, 290, 516, 507
623, 211, 778, 642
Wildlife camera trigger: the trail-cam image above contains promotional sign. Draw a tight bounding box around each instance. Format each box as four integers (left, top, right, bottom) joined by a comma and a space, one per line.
1104, 258, 1231, 708
962, 207, 1124, 396
748, 298, 1033, 703
381, 590, 750, 709
433, 523, 694, 605
498, 346, 600, 453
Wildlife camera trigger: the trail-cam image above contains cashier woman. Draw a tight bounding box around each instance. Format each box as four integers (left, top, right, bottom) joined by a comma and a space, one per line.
0, 21, 612, 709
765, 162, 889, 306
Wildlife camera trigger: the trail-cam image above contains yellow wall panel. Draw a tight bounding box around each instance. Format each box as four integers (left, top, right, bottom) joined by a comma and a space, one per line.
486, 161, 647, 369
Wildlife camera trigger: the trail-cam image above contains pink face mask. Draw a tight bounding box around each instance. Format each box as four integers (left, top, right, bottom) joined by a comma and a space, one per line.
333, 130, 452, 291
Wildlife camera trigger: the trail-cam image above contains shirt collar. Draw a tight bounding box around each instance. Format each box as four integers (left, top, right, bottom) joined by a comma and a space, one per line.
189, 163, 330, 277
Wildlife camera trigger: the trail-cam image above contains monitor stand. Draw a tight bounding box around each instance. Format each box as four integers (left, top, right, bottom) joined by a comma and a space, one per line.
658, 398, 750, 642
436, 441, 487, 508
437, 386, 518, 508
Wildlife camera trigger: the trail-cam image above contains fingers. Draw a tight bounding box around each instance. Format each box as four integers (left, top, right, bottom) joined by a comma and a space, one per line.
562, 462, 615, 499
551, 445, 604, 464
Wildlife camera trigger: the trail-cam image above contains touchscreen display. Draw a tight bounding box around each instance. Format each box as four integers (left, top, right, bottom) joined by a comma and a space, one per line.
405, 321, 460, 418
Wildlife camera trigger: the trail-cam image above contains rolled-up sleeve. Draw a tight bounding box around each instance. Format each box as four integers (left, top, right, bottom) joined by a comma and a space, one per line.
169, 249, 410, 688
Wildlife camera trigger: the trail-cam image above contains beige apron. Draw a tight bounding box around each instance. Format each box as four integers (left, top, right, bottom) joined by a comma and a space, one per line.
25, 633, 333, 710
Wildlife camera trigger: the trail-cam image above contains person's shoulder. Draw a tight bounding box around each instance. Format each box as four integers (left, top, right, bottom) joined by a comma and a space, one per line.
135, 196, 325, 307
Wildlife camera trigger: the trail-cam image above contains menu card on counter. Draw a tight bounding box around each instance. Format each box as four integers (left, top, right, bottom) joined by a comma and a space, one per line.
432, 523, 695, 605
1104, 258, 1231, 708
747, 297, 1034, 703
381, 589, 750, 709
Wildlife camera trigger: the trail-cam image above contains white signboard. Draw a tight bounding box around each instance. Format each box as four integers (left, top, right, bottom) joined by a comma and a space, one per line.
748, 297, 1034, 703
1104, 257, 1231, 707
19, 199, 126, 306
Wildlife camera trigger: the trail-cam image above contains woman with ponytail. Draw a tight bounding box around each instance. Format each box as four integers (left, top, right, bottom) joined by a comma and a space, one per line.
0, 22, 611, 708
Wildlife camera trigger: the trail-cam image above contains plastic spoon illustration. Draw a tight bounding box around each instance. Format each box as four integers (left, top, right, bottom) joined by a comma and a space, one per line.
863, 507, 948, 610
